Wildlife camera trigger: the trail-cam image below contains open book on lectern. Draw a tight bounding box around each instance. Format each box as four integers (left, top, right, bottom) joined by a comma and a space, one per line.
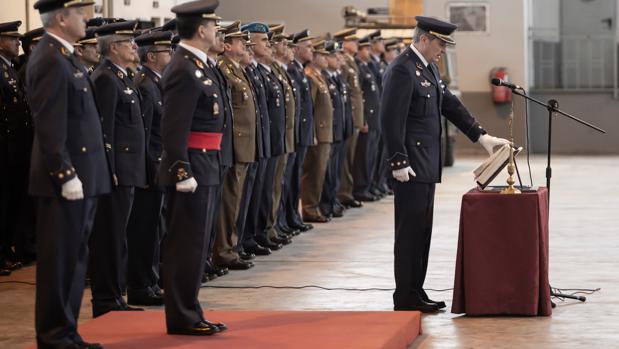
474, 144, 523, 189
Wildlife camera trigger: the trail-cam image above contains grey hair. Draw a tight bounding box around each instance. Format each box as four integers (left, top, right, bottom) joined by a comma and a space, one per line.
412, 27, 436, 43
97, 35, 121, 57
40, 8, 70, 28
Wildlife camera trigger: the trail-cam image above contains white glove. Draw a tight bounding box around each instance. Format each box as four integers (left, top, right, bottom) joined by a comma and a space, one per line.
478, 134, 510, 155
392, 166, 416, 182
176, 177, 198, 193
61, 176, 84, 201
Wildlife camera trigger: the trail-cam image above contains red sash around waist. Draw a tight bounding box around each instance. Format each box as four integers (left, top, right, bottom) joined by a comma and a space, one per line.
187, 131, 223, 151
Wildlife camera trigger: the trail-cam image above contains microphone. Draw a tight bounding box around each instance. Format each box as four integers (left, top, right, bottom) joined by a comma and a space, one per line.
491, 78, 522, 90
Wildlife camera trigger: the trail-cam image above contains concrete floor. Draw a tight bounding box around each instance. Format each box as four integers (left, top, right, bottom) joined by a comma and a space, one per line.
1, 156, 618, 348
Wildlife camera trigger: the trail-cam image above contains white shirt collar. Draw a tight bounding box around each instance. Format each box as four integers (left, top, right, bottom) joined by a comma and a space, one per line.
113, 63, 127, 76
207, 55, 217, 67
0, 54, 11, 67
259, 62, 271, 72
179, 42, 207, 66
251, 59, 258, 67
276, 60, 287, 70
410, 43, 428, 67
48, 32, 75, 55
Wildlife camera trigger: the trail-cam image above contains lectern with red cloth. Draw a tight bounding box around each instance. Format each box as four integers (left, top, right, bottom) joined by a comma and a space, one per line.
451, 188, 552, 316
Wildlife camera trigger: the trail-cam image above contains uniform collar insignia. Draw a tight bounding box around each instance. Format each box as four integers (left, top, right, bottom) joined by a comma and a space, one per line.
416, 62, 424, 70
117, 71, 124, 80
60, 46, 69, 56
194, 58, 204, 69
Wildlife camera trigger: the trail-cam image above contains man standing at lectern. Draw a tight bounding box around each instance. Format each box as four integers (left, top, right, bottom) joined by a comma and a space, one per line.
381, 16, 509, 313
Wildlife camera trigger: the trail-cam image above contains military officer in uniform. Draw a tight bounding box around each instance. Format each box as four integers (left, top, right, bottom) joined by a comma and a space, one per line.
1, 21, 35, 272
383, 38, 403, 65
241, 22, 282, 252
75, 28, 100, 73
270, 27, 300, 237
352, 35, 381, 202
159, 0, 227, 335
89, 20, 147, 317
319, 40, 346, 218
381, 16, 509, 312
285, 30, 316, 228
125, 30, 174, 306
334, 28, 363, 209
301, 40, 333, 223
254, 25, 291, 247
27, 1, 110, 347
214, 23, 263, 267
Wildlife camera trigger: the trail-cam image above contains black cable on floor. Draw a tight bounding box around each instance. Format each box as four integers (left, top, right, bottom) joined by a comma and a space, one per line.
200, 285, 454, 292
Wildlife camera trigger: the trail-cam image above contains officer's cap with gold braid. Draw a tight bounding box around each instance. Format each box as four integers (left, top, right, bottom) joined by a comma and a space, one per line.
33, 0, 94, 14
415, 16, 457, 45
171, 0, 221, 21
76, 27, 97, 46
95, 20, 139, 38
325, 40, 341, 54
21, 27, 45, 51
367, 30, 383, 42
222, 21, 249, 41
357, 35, 370, 48
0, 21, 23, 38
291, 29, 314, 44
312, 39, 328, 55
333, 27, 357, 42
135, 30, 174, 47
269, 24, 287, 43
384, 38, 404, 51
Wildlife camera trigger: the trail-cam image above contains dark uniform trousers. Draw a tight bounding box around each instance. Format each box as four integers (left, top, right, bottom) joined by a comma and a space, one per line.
242, 158, 268, 248
263, 154, 287, 241
237, 161, 259, 251
35, 198, 98, 348
284, 146, 307, 226
163, 186, 217, 328
392, 181, 435, 307
126, 187, 164, 294
320, 141, 345, 214
89, 186, 135, 306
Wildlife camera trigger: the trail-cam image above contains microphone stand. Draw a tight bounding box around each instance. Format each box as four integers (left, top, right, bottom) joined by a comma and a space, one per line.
510, 88, 606, 303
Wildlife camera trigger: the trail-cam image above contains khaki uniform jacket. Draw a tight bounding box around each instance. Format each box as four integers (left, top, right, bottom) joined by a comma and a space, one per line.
218, 56, 257, 163
271, 62, 295, 154
304, 66, 333, 145
342, 54, 364, 128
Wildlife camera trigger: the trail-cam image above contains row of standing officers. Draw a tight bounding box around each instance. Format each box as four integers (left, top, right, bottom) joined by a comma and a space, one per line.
0, 0, 414, 347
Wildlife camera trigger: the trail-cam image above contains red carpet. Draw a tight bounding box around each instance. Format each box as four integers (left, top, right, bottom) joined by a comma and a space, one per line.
28, 310, 421, 348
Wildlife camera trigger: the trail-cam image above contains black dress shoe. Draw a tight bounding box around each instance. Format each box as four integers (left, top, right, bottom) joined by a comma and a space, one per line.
92, 302, 144, 318
278, 225, 300, 236
222, 259, 254, 270
127, 290, 164, 306
370, 187, 385, 198
1, 260, 22, 271
332, 207, 344, 217
201, 320, 227, 332
271, 235, 291, 245
215, 266, 229, 276
255, 238, 283, 251
76, 341, 103, 349
245, 244, 271, 256
291, 223, 312, 232
168, 322, 219, 336
342, 199, 363, 208
394, 301, 440, 313
303, 214, 330, 223
239, 251, 255, 261
421, 290, 446, 309
354, 193, 378, 202
0, 269, 11, 276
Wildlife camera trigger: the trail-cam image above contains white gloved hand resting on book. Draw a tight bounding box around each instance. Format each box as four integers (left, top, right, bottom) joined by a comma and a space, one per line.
478, 134, 510, 155
392, 166, 416, 182
176, 177, 198, 193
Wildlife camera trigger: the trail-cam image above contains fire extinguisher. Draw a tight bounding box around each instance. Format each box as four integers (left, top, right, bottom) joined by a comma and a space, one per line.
490, 67, 512, 104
